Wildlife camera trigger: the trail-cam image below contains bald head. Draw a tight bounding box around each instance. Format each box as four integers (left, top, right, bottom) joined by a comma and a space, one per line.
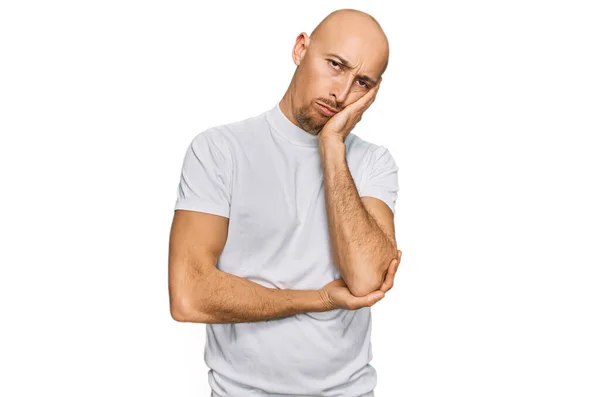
279, 8, 389, 136
309, 9, 389, 73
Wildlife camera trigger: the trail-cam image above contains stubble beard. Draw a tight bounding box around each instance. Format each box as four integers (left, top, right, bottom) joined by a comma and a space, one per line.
295, 102, 326, 137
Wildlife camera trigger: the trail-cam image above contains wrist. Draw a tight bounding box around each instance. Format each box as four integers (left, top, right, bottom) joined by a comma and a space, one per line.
318, 135, 346, 154
318, 288, 336, 311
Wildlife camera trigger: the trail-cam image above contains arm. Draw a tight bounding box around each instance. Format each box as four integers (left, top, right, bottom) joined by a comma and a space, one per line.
319, 139, 397, 297
168, 209, 329, 324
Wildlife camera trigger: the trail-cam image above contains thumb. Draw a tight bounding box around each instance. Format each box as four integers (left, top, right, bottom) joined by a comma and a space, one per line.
365, 290, 385, 306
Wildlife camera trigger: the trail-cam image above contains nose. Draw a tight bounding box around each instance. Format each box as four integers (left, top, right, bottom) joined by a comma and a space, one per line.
330, 75, 355, 106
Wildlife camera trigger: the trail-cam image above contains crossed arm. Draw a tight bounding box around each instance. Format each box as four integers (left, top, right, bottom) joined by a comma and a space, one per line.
168, 210, 331, 323
168, 209, 399, 324
320, 139, 398, 297
169, 134, 399, 323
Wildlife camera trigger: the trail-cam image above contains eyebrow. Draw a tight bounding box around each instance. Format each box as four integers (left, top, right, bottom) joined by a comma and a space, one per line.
325, 52, 379, 87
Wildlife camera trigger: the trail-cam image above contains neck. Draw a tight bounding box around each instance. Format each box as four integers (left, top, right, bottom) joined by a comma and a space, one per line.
266, 91, 320, 147
278, 90, 299, 129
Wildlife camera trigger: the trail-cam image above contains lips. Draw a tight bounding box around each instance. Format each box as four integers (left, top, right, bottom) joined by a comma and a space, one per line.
317, 103, 338, 116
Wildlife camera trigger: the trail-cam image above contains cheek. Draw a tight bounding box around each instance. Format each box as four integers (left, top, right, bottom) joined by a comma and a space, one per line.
295, 64, 331, 106
303, 62, 330, 87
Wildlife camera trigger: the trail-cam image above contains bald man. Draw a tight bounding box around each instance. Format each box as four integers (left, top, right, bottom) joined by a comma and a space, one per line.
169, 9, 402, 397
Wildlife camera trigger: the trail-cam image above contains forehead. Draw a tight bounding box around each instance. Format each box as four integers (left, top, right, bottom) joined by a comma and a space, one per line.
316, 30, 387, 77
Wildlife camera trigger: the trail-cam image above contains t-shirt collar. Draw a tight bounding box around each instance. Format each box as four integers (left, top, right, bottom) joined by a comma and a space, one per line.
266, 102, 320, 147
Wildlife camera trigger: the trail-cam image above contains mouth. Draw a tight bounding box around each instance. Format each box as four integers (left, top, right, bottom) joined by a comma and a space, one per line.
316, 102, 338, 117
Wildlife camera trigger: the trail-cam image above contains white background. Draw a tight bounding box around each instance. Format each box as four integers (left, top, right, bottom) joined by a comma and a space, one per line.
1, 1, 599, 396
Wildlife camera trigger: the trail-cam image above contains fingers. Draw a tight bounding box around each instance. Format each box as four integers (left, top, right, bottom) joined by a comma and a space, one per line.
380, 250, 402, 293
379, 259, 399, 293
341, 288, 385, 310
344, 266, 393, 309
364, 81, 381, 107
364, 290, 385, 307
350, 78, 382, 112
362, 79, 382, 107
350, 78, 382, 120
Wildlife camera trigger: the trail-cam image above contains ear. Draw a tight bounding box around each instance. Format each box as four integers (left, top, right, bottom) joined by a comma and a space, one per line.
292, 32, 310, 66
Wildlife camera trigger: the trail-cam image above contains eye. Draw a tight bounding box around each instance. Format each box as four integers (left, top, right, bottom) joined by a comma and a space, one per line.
329, 59, 341, 69
357, 80, 368, 88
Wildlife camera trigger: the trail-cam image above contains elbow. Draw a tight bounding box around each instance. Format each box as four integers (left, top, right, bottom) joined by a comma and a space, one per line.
171, 306, 187, 323
170, 295, 209, 323
169, 284, 192, 321
170, 298, 192, 322
345, 252, 395, 297
346, 271, 386, 297
170, 301, 214, 323
169, 271, 214, 323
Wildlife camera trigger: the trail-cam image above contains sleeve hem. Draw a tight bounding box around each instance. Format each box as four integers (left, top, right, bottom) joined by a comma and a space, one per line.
359, 190, 396, 215
174, 199, 230, 218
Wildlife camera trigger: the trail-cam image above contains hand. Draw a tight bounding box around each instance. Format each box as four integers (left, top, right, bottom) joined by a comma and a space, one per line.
378, 249, 402, 294
319, 77, 382, 143
319, 249, 402, 311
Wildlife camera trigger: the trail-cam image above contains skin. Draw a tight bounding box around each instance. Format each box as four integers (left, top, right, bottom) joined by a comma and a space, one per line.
321, 250, 402, 310
279, 8, 389, 138
169, 9, 401, 323
277, 9, 400, 298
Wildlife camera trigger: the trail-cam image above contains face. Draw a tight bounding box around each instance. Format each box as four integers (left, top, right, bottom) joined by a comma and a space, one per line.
289, 27, 388, 135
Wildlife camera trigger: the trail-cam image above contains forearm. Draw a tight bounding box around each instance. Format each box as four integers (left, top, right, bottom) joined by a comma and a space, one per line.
175, 268, 329, 324
320, 138, 397, 295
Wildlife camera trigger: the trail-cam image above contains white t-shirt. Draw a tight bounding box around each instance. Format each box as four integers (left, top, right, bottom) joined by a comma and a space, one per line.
174, 102, 399, 397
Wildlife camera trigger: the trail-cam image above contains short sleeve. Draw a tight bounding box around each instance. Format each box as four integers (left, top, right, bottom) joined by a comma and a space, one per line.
359, 145, 399, 214
174, 130, 232, 218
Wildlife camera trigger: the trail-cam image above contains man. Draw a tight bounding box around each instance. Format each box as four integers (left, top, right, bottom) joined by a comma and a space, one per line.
168, 8, 402, 397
